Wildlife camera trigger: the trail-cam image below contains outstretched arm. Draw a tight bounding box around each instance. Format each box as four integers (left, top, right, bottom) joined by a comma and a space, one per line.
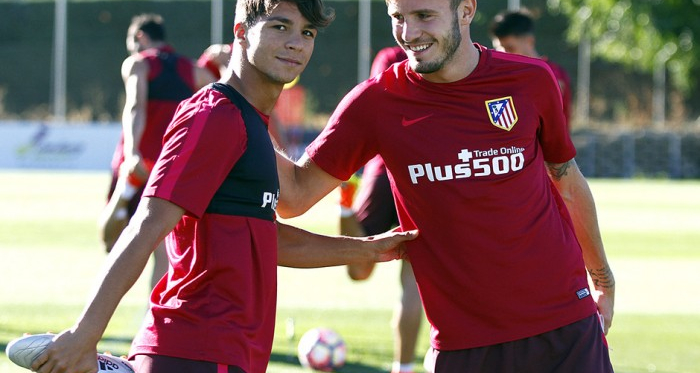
547, 159, 615, 334
32, 197, 183, 373
277, 221, 417, 268
276, 151, 343, 218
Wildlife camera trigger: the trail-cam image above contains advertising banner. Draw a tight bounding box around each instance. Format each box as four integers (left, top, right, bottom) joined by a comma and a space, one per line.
0, 121, 121, 171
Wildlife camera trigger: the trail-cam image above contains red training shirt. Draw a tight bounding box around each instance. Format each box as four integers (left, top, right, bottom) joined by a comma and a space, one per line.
307, 43, 596, 351
131, 87, 278, 372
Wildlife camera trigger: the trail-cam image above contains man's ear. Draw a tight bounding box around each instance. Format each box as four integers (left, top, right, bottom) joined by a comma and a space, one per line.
233, 23, 247, 44
460, 0, 477, 26
135, 30, 148, 44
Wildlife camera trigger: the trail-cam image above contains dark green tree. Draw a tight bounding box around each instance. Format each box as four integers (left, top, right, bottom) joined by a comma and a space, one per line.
548, 0, 699, 92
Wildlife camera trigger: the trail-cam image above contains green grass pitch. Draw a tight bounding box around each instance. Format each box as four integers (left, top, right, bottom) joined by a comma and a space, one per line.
1, 171, 699, 372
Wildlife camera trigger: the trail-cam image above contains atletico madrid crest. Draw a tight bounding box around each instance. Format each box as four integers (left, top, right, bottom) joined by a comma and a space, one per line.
485, 96, 518, 131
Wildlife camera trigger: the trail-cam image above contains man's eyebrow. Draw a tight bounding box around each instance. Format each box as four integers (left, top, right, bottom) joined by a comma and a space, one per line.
267, 15, 317, 30
267, 15, 292, 24
412, 8, 437, 15
390, 8, 437, 17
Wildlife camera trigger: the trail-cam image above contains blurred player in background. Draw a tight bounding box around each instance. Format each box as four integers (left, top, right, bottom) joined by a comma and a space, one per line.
99, 13, 216, 289
197, 42, 232, 80
489, 8, 572, 129
276, 0, 614, 371
339, 45, 424, 373
31, 1, 417, 373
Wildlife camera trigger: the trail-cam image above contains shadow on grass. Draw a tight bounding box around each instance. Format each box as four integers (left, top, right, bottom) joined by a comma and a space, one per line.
269, 352, 386, 373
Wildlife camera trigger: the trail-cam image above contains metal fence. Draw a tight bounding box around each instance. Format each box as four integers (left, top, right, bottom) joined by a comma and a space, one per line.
572, 129, 700, 179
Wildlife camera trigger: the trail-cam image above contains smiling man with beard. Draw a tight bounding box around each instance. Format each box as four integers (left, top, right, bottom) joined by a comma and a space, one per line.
275, 0, 616, 372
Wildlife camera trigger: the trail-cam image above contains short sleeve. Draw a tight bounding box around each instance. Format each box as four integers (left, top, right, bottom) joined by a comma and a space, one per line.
306, 82, 380, 181
144, 90, 247, 218
535, 64, 576, 164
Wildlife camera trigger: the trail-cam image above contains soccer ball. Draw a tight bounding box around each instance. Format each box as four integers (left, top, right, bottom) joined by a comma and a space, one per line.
297, 327, 346, 372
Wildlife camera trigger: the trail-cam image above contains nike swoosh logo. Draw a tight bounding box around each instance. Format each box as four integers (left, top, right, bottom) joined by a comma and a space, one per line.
401, 114, 432, 127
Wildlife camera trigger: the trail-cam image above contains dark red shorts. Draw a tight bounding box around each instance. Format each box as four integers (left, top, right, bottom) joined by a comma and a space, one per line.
427, 313, 614, 373
132, 354, 246, 373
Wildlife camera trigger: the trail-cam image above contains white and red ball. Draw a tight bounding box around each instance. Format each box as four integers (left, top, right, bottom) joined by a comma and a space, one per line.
297, 327, 346, 372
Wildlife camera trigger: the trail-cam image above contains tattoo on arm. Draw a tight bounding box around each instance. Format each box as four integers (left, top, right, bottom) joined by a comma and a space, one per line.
588, 266, 615, 289
546, 160, 573, 181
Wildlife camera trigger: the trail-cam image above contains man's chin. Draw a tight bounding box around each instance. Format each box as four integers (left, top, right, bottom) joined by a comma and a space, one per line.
411, 61, 440, 75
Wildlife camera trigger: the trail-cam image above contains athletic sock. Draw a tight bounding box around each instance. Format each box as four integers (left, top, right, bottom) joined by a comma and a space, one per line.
391, 361, 414, 373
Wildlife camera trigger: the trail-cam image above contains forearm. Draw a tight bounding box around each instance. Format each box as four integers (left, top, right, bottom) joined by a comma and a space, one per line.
277, 222, 417, 268
29, 222, 163, 373
549, 161, 615, 332
74, 197, 181, 342
564, 180, 616, 333
277, 222, 374, 268
564, 182, 615, 292
548, 160, 615, 292
73, 225, 156, 343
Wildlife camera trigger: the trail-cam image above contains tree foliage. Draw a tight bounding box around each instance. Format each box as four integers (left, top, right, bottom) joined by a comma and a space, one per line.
548, 0, 699, 92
